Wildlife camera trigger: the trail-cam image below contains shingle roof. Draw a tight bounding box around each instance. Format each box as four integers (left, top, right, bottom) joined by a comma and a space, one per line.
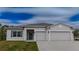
6, 23, 73, 30
6, 23, 52, 29
22, 23, 52, 28
6, 26, 24, 30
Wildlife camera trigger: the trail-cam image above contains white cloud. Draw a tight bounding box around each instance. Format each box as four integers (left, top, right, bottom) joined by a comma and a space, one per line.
0, 19, 21, 26
6, 7, 79, 16
18, 16, 69, 24
9, 8, 79, 25
0, 7, 79, 28
0, 19, 12, 25
0, 7, 79, 16
67, 21, 79, 28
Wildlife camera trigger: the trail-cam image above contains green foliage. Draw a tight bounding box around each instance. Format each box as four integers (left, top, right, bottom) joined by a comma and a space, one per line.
0, 26, 6, 40
73, 29, 79, 37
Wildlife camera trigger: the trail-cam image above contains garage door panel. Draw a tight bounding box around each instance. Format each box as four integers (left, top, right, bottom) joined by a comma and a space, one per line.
50, 31, 71, 40
35, 31, 46, 40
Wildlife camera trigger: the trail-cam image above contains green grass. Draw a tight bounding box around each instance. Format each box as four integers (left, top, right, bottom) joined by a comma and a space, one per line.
0, 41, 38, 51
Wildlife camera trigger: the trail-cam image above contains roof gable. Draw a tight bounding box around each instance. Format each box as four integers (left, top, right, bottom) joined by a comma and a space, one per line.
54, 23, 73, 29
49, 23, 73, 31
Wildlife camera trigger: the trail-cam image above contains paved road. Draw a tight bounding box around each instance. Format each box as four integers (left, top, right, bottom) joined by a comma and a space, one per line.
37, 41, 79, 51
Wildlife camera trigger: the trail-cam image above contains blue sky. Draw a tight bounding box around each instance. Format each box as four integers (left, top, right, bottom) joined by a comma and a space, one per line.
0, 7, 79, 28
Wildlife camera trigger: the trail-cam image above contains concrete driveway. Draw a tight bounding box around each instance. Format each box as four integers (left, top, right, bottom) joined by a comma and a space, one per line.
37, 41, 79, 51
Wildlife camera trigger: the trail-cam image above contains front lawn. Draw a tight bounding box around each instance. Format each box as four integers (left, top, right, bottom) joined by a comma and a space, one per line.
0, 41, 38, 51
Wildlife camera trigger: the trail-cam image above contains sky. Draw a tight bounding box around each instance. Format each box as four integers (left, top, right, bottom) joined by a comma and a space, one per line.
0, 7, 79, 28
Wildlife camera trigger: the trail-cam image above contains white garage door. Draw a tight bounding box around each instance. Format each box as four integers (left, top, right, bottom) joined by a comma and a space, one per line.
50, 31, 71, 40
35, 31, 46, 41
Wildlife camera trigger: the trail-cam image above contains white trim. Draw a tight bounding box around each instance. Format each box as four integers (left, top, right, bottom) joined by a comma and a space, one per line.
70, 32, 74, 41
11, 30, 23, 37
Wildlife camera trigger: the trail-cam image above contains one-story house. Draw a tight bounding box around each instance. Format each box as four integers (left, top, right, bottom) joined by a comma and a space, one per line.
6, 23, 74, 41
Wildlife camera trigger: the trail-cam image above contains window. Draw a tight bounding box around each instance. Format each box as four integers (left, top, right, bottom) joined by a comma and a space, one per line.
12, 31, 16, 37
11, 31, 23, 37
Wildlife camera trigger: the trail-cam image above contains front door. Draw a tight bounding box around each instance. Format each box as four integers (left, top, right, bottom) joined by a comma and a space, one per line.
27, 30, 34, 40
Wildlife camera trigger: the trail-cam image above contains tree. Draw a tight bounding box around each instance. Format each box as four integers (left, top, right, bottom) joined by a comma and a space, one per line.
73, 29, 79, 38
0, 24, 8, 40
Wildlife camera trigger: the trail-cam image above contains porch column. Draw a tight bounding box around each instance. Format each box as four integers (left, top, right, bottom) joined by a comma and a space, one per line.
23, 28, 27, 41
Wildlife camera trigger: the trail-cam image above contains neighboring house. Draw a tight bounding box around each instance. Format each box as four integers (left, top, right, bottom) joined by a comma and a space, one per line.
6, 23, 74, 41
